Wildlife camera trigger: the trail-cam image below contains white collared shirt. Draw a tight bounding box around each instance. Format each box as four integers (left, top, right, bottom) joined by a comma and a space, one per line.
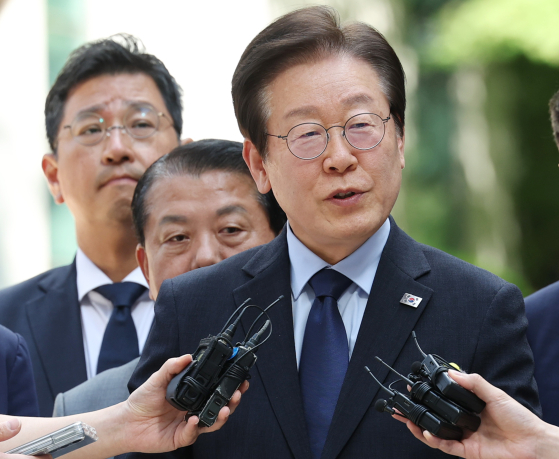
76, 249, 154, 379
287, 219, 390, 368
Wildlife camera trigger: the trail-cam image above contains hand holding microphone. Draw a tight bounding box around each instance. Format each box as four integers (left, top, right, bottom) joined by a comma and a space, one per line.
397, 370, 559, 459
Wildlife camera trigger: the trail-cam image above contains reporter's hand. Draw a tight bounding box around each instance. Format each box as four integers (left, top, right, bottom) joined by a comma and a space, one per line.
0, 418, 50, 459
120, 354, 248, 454
396, 371, 545, 459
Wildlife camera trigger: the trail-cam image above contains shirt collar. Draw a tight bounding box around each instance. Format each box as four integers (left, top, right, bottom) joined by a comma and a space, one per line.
287, 218, 391, 300
76, 248, 149, 301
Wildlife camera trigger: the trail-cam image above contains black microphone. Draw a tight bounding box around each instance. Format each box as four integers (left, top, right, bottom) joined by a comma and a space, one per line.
411, 361, 423, 375
411, 332, 486, 414
364, 366, 463, 441
375, 357, 481, 431
375, 399, 394, 414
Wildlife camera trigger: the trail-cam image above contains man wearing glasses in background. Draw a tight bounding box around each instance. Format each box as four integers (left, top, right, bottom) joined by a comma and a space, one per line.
128, 6, 540, 459
0, 35, 183, 416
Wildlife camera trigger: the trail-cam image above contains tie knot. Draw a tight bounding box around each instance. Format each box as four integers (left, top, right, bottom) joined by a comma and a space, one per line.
94, 282, 146, 309
308, 269, 352, 301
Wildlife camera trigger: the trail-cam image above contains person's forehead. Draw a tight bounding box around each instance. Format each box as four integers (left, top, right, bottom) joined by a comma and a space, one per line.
61, 73, 168, 126
146, 171, 262, 222
267, 55, 387, 121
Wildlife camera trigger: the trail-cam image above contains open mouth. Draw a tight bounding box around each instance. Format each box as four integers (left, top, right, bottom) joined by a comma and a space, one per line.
334, 191, 356, 199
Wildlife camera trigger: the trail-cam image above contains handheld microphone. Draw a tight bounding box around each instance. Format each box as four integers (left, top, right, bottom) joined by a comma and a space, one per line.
166, 296, 282, 426
374, 398, 395, 415
375, 357, 480, 431
365, 366, 463, 441
411, 332, 486, 414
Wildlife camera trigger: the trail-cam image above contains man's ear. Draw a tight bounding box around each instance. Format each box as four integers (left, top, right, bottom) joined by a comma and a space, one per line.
242, 139, 271, 194
181, 138, 194, 146
397, 127, 406, 170
42, 154, 64, 204
136, 244, 154, 299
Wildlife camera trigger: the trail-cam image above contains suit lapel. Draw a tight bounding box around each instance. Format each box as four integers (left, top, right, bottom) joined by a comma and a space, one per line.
233, 232, 311, 459
24, 261, 87, 398
323, 221, 434, 459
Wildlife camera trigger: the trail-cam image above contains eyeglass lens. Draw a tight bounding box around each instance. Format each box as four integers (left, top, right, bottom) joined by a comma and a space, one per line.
70, 105, 161, 146
287, 113, 386, 159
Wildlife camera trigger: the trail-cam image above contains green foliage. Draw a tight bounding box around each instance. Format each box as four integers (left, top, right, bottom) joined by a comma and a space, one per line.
431, 0, 559, 67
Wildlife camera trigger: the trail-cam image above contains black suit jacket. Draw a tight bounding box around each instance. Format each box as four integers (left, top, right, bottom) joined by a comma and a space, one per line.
0, 324, 39, 416
127, 221, 540, 459
526, 280, 559, 426
0, 261, 87, 416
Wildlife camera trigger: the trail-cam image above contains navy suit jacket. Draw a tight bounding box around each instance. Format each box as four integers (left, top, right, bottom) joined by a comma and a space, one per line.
127, 221, 540, 459
526, 280, 559, 426
0, 324, 39, 416
0, 261, 87, 416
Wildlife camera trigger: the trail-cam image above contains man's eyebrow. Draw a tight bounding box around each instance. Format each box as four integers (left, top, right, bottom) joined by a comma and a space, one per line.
73, 104, 107, 118
159, 215, 189, 226
341, 93, 375, 107
72, 100, 154, 118
283, 94, 375, 121
284, 105, 319, 121
216, 205, 248, 217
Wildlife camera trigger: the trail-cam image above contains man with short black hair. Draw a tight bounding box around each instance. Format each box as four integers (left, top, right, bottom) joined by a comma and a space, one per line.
0, 35, 183, 416
52, 140, 284, 419
128, 6, 539, 459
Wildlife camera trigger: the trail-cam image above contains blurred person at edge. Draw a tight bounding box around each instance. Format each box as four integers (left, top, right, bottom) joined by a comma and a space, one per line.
0, 325, 39, 416
52, 139, 284, 420
525, 89, 559, 426
0, 35, 185, 416
392, 90, 559, 459
126, 6, 540, 459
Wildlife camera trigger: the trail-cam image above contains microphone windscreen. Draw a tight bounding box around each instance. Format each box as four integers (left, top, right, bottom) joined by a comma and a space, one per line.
411, 361, 422, 374
374, 399, 387, 413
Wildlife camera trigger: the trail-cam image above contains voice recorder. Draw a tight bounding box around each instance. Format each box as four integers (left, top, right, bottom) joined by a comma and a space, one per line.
166, 296, 282, 427
366, 331, 486, 440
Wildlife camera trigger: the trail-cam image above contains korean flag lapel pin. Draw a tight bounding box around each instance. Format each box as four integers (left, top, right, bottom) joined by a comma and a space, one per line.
400, 293, 422, 308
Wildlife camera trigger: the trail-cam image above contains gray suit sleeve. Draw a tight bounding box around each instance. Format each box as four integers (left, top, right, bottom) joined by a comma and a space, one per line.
52, 392, 66, 417
51, 358, 139, 417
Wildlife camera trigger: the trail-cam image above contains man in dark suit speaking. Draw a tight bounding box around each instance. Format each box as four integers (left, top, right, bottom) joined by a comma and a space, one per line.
127, 6, 540, 459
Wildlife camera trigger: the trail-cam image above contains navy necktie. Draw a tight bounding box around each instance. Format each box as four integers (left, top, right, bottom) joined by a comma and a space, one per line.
299, 268, 352, 459
95, 282, 146, 374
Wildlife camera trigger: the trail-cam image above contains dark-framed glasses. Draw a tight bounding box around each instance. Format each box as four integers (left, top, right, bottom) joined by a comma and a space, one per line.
267, 112, 391, 160
63, 104, 170, 146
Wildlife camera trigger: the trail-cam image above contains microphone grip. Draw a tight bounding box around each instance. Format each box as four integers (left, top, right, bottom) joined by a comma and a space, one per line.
392, 392, 463, 441
411, 382, 481, 431
417, 410, 464, 441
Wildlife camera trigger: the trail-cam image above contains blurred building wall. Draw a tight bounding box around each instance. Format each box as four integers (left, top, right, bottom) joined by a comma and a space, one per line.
0, 0, 51, 288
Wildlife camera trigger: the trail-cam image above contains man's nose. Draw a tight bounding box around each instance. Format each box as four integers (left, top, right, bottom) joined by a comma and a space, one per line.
322, 129, 358, 173
101, 126, 135, 165
192, 236, 223, 269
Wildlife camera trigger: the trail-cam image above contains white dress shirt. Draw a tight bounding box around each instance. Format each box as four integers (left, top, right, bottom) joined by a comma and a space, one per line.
76, 249, 154, 379
287, 219, 390, 368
